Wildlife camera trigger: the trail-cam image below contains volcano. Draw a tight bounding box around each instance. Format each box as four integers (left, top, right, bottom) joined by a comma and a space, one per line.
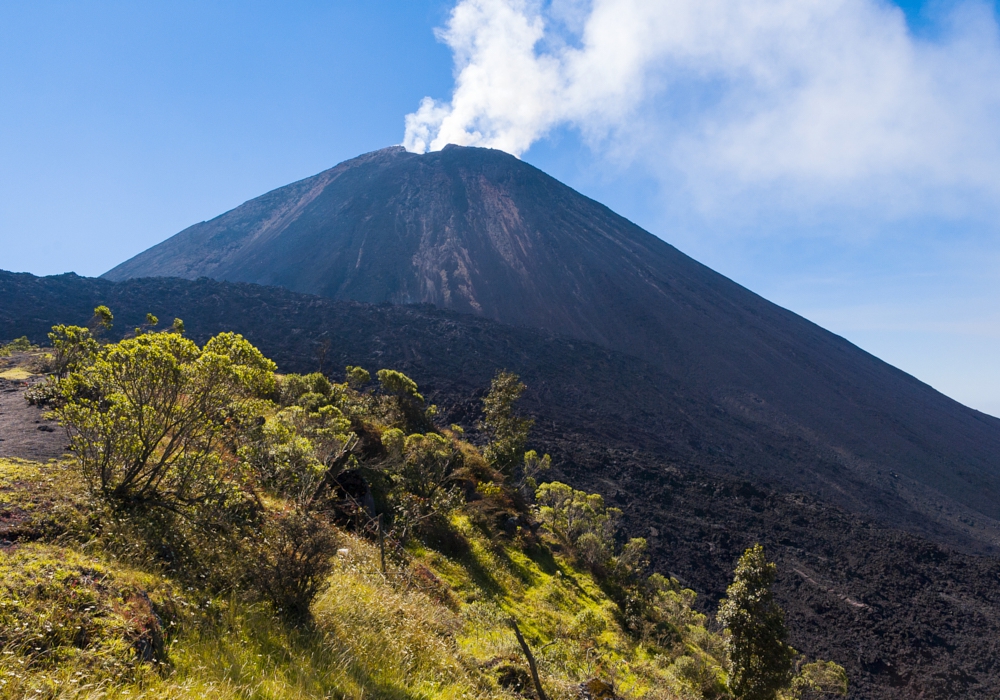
105, 144, 703, 352
105, 144, 1000, 554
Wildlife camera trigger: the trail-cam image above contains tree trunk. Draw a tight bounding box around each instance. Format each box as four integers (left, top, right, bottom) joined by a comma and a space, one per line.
510, 618, 548, 700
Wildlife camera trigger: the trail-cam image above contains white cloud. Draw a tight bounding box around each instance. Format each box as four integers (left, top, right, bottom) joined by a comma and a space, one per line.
403, 0, 1000, 222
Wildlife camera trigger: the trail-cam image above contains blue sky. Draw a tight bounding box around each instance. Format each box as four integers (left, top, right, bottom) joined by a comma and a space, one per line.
2, 0, 1000, 416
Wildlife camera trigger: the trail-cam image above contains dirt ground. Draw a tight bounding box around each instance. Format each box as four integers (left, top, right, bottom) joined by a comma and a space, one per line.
0, 353, 67, 461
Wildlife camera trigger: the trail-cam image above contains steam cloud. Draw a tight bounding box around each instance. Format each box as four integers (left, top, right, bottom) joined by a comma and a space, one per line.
404, 0, 1000, 221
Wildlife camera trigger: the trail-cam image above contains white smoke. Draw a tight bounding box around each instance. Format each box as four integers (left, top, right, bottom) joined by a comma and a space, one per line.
403, 0, 1000, 220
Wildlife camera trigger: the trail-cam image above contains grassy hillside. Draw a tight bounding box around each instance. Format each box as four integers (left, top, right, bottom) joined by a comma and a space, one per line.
0, 455, 736, 699
0, 326, 845, 700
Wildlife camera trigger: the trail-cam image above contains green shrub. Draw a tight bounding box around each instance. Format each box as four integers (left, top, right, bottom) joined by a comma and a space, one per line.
48, 332, 348, 616
381, 429, 466, 545
384, 431, 455, 499
783, 660, 849, 699
47, 325, 98, 379
717, 544, 796, 700
261, 406, 355, 500
481, 370, 532, 478
279, 371, 335, 407
535, 482, 620, 562
246, 507, 339, 622
53, 331, 274, 513
376, 369, 422, 402
376, 368, 432, 432
0, 336, 34, 357
345, 365, 371, 388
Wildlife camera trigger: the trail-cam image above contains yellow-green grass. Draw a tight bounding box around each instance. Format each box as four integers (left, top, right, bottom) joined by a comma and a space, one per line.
0, 457, 725, 700
149, 536, 492, 700
0, 542, 188, 699
0, 459, 89, 544
0, 458, 491, 700
0, 368, 31, 381
414, 514, 728, 699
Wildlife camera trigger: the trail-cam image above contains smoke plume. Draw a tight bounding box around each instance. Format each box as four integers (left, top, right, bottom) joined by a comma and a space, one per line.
404, 0, 1000, 220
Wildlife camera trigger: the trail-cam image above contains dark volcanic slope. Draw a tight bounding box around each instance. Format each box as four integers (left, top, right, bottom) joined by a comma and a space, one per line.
104, 145, 1000, 553
3, 271, 1000, 700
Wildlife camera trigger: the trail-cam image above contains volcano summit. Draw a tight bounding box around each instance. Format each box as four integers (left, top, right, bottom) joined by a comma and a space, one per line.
106, 144, 693, 352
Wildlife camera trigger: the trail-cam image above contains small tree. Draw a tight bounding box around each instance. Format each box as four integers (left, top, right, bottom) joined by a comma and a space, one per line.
381, 430, 455, 499
48, 325, 99, 378
518, 449, 551, 495
48, 306, 114, 378
55, 330, 276, 513
0, 336, 34, 357
134, 313, 159, 336
242, 404, 356, 504
783, 661, 848, 699
377, 369, 423, 402
345, 365, 371, 389
717, 544, 795, 700
377, 368, 432, 432
535, 481, 627, 568
481, 370, 533, 477
53, 331, 350, 622
92, 305, 113, 328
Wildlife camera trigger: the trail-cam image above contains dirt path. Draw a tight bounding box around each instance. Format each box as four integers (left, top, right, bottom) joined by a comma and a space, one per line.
0, 378, 68, 461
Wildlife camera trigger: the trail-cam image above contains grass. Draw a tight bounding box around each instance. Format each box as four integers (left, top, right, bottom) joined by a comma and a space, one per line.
420, 515, 728, 699
0, 457, 735, 700
157, 537, 488, 700
0, 542, 188, 699
0, 347, 45, 379
0, 459, 89, 544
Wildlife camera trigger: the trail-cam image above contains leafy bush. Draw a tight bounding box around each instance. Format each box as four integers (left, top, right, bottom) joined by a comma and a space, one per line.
53, 331, 274, 514
246, 507, 339, 622
24, 379, 62, 406
535, 481, 620, 566
0, 336, 34, 357
381, 429, 466, 545
45, 306, 114, 378
518, 449, 551, 495
376, 369, 422, 402
239, 409, 321, 498
377, 368, 432, 432
249, 405, 356, 503
345, 364, 371, 388
47, 325, 98, 379
783, 660, 849, 699
382, 430, 455, 499
278, 371, 335, 407
48, 331, 348, 621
